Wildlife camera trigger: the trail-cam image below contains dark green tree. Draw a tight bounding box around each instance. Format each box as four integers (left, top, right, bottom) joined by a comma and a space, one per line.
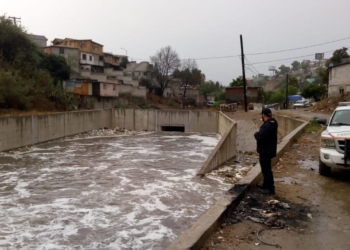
328, 47, 349, 65
278, 65, 290, 75
291, 61, 300, 71
301, 84, 327, 101
229, 77, 243, 87
39, 54, 71, 86
301, 62, 309, 74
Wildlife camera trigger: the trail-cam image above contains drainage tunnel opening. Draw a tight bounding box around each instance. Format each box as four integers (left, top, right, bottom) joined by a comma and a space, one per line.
161, 126, 185, 132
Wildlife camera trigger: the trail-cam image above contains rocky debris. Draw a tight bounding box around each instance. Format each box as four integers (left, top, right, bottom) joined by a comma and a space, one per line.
311, 92, 350, 113
205, 166, 250, 184
206, 151, 258, 184
222, 189, 313, 228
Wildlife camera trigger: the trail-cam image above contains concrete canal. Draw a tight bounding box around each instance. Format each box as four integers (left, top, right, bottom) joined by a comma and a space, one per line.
0, 133, 233, 249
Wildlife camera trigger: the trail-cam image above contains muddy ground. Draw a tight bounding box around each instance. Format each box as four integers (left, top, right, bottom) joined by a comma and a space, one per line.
202, 111, 350, 250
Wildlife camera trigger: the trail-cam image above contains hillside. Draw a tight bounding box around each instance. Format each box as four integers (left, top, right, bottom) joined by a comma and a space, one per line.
263, 78, 281, 91
310, 92, 350, 113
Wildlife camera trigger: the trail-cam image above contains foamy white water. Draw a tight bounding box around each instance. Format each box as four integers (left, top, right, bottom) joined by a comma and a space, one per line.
0, 133, 231, 249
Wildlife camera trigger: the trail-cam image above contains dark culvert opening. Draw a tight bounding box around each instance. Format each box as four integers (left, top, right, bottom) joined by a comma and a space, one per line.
161, 126, 185, 132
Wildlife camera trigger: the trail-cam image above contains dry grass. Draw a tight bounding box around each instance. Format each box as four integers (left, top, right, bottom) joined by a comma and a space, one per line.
311, 92, 350, 113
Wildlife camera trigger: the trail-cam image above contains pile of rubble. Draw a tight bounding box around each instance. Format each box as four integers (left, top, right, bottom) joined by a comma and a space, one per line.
206, 166, 250, 184
223, 190, 313, 228
206, 151, 258, 184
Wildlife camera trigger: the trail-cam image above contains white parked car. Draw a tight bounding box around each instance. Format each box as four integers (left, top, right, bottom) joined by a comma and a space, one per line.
317, 102, 350, 175
293, 100, 313, 109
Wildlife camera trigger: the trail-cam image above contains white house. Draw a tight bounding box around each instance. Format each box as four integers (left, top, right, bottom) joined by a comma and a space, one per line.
328, 60, 350, 96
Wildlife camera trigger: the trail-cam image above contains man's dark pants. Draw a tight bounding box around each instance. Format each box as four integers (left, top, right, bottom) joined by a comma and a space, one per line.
259, 156, 275, 192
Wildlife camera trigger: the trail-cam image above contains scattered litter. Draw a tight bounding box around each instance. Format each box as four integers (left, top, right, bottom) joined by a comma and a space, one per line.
267, 200, 279, 205
246, 216, 264, 224
255, 243, 260, 246
267, 200, 290, 209
307, 213, 312, 219
206, 166, 250, 184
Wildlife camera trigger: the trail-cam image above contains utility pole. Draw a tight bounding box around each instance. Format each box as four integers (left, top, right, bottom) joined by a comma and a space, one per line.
240, 35, 248, 112
8, 16, 21, 26
286, 73, 289, 109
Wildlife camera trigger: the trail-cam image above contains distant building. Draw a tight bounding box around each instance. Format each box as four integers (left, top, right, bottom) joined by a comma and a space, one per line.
42, 37, 149, 108
225, 87, 261, 103
328, 60, 350, 96
43, 45, 80, 77
29, 34, 48, 47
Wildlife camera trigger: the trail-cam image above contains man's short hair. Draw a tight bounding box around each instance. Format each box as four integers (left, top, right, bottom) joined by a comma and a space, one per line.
261, 108, 272, 117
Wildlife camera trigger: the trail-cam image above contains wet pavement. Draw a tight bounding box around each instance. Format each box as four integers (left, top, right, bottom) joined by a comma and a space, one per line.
0, 132, 235, 249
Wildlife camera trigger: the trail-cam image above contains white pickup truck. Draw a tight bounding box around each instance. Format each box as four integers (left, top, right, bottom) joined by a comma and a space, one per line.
317, 102, 350, 175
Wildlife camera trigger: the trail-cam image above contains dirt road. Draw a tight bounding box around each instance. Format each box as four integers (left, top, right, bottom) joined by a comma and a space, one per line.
202, 112, 350, 250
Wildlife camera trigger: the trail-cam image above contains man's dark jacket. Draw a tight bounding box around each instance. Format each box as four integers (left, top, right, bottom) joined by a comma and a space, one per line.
254, 118, 278, 158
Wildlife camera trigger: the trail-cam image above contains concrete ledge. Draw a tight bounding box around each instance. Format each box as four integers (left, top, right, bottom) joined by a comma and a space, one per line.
197, 112, 237, 176
167, 117, 308, 250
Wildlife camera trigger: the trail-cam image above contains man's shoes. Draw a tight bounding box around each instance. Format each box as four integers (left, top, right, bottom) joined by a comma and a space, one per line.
260, 189, 275, 195
256, 183, 267, 189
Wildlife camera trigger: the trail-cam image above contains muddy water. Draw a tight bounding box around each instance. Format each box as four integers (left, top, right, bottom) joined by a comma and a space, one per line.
0, 133, 230, 249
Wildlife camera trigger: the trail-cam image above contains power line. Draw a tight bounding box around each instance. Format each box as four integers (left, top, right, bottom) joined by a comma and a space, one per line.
250, 48, 347, 65
134, 36, 350, 63
245, 36, 350, 56
244, 56, 260, 75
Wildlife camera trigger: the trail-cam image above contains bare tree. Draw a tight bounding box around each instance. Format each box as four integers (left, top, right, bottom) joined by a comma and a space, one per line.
173, 58, 201, 98
150, 46, 181, 96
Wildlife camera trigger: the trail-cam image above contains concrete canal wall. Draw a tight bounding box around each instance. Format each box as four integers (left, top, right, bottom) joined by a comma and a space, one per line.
197, 112, 237, 176
0, 109, 218, 152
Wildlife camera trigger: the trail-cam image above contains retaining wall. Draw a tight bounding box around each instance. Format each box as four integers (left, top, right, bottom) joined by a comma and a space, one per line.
0, 109, 220, 152
197, 112, 237, 175
0, 110, 103, 152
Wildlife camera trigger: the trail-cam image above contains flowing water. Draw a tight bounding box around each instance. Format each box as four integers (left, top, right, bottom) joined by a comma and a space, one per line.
0, 133, 229, 249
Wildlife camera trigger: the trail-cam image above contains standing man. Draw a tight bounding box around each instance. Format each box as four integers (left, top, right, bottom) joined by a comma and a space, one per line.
254, 108, 278, 195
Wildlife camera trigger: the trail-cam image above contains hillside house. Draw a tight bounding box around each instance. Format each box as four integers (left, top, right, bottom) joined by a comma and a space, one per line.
328, 60, 350, 96
225, 87, 261, 103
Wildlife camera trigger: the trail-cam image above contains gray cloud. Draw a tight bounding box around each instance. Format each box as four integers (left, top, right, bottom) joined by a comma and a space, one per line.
4, 0, 350, 85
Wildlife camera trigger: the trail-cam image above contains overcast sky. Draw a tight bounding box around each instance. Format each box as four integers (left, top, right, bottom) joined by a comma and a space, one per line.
3, 0, 350, 85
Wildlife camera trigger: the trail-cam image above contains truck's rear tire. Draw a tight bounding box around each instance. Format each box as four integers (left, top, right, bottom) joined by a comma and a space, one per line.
319, 159, 331, 176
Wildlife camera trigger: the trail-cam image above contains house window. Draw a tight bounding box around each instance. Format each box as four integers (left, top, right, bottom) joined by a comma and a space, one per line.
59, 48, 64, 54
89, 55, 92, 61
80, 43, 85, 49
340, 87, 344, 94
82, 54, 87, 60
93, 45, 98, 51
103, 84, 107, 90
113, 85, 116, 90
99, 56, 104, 61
